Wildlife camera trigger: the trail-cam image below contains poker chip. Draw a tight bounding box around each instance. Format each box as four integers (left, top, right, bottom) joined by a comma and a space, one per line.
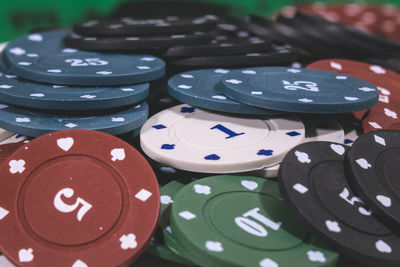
306, 59, 400, 89
64, 31, 213, 51
167, 68, 284, 115
111, 1, 228, 18
164, 36, 270, 57
0, 43, 8, 52
0, 64, 149, 110
140, 105, 305, 173
293, 11, 400, 58
0, 102, 148, 137
0, 141, 27, 165
2, 30, 166, 86
219, 67, 379, 113
246, 163, 280, 179
146, 236, 192, 265
158, 181, 194, 264
279, 141, 400, 265
249, 115, 344, 178
0, 128, 14, 143
306, 59, 400, 131
170, 175, 339, 266
248, 15, 336, 58
73, 16, 218, 37
0, 255, 14, 267
146, 182, 196, 265
345, 130, 400, 234
0, 134, 27, 145
0, 129, 160, 266
169, 49, 299, 68
367, 57, 400, 74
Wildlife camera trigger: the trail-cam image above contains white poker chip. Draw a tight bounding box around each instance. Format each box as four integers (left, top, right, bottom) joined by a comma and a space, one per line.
247, 163, 280, 178
0, 42, 8, 52
0, 255, 14, 267
0, 129, 15, 143
0, 134, 27, 145
248, 115, 345, 178
140, 104, 305, 173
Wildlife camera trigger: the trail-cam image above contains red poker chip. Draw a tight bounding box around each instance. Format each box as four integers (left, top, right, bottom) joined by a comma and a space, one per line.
0, 129, 160, 266
0, 135, 29, 163
361, 98, 400, 132
307, 59, 400, 132
0, 142, 26, 164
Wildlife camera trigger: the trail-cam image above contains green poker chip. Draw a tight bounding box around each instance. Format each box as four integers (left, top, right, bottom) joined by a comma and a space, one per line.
170, 175, 339, 267
146, 236, 191, 265
145, 181, 193, 265
159, 181, 196, 265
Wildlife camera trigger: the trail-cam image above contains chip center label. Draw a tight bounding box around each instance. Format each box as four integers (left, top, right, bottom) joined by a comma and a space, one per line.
207, 192, 307, 250
22, 156, 123, 245
173, 112, 269, 149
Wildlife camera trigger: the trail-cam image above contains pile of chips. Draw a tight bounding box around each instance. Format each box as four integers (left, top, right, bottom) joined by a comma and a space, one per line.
0, 1, 399, 267
0, 30, 166, 137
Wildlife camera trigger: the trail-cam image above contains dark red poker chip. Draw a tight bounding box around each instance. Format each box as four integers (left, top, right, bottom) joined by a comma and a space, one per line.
0, 129, 160, 266
0, 142, 26, 164
307, 59, 400, 129
361, 97, 400, 132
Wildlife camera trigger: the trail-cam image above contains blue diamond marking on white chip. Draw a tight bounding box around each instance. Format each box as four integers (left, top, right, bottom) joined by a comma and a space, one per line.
286, 131, 301, 137
161, 144, 175, 150
257, 149, 273, 156
204, 154, 220, 160
153, 124, 167, 130
180, 106, 195, 113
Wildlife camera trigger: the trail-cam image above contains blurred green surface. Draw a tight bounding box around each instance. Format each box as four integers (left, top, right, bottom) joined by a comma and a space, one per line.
0, 0, 399, 42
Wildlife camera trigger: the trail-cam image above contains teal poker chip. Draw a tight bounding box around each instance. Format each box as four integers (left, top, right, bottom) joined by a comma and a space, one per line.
0, 102, 148, 137
0, 64, 149, 110
170, 175, 339, 267
219, 67, 379, 113
168, 68, 284, 115
2, 30, 165, 86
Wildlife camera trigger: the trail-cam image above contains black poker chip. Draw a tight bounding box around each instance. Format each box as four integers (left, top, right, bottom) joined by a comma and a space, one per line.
279, 141, 400, 266
345, 130, 400, 234
73, 16, 218, 37
111, 1, 229, 19
163, 36, 271, 57
168, 45, 299, 68
247, 15, 332, 58
64, 31, 214, 51
294, 12, 400, 58
275, 14, 346, 58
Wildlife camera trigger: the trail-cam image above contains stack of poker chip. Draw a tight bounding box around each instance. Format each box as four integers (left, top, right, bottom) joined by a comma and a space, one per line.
0, 30, 166, 137
67, 15, 300, 71
0, 1, 400, 267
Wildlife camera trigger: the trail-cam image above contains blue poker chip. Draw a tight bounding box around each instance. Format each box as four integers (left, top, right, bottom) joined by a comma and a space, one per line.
0, 64, 149, 110
2, 30, 165, 86
219, 67, 379, 113
0, 102, 148, 137
168, 68, 284, 115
